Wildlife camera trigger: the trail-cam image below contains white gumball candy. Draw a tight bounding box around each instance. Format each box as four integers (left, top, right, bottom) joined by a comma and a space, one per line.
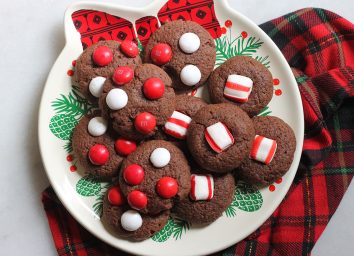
89, 76, 106, 97
106, 88, 128, 110
150, 148, 171, 168
120, 210, 143, 232
179, 32, 200, 54
180, 65, 201, 86
88, 117, 108, 136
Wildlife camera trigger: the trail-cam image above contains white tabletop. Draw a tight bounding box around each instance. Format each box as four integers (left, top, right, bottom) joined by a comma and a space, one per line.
0, 0, 352, 255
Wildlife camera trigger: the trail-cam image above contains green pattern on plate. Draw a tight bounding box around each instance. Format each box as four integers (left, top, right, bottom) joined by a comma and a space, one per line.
152, 217, 190, 242
76, 175, 102, 197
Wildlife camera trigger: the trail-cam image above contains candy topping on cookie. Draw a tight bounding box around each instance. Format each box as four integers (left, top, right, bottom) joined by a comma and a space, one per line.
88, 144, 109, 165
114, 138, 137, 156
150, 148, 171, 168
250, 135, 277, 164
88, 116, 108, 137
164, 111, 192, 139
179, 32, 200, 54
121, 210, 143, 231
92, 46, 113, 66
151, 43, 172, 65
180, 65, 201, 86
205, 122, 234, 153
123, 164, 145, 185
120, 40, 139, 58
107, 186, 125, 206
190, 174, 214, 201
156, 177, 178, 199
127, 190, 148, 210
113, 66, 134, 86
224, 74, 253, 103
89, 76, 106, 97
134, 112, 156, 134
143, 78, 165, 100
106, 88, 128, 110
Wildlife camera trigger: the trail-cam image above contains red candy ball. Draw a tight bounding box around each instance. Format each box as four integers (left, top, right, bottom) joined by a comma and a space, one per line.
115, 138, 137, 156
88, 144, 109, 165
143, 78, 165, 100
123, 164, 145, 185
120, 40, 139, 58
127, 190, 148, 210
156, 177, 178, 199
150, 43, 172, 65
134, 112, 156, 134
92, 46, 113, 66
107, 187, 124, 206
113, 66, 134, 86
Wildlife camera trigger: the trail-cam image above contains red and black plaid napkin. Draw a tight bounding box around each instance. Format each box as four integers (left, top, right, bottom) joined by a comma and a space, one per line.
42, 7, 354, 256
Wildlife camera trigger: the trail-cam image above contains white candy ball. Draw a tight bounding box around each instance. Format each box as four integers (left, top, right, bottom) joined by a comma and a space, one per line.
150, 147, 171, 168
180, 65, 201, 86
120, 210, 143, 232
106, 88, 128, 110
89, 76, 106, 97
87, 116, 108, 136
179, 32, 200, 54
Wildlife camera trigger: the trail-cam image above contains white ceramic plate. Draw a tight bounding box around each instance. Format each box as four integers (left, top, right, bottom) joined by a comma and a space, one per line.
38, 1, 304, 255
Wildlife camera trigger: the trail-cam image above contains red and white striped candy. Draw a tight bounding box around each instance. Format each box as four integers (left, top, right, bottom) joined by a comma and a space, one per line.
190, 174, 214, 201
223, 74, 253, 103
250, 135, 277, 164
205, 122, 234, 153
164, 111, 192, 139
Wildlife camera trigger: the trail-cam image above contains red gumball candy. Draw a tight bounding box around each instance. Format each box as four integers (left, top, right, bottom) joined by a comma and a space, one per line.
120, 40, 139, 58
92, 46, 113, 66
88, 144, 109, 165
115, 138, 137, 156
143, 78, 165, 100
123, 164, 145, 185
150, 43, 172, 65
156, 177, 178, 199
134, 112, 156, 134
107, 186, 125, 206
127, 190, 148, 210
113, 66, 134, 86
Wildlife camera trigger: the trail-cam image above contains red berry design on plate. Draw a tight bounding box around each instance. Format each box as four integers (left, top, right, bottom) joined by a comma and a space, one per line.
275, 177, 283, 184
120, 40, 139, 58
113, 66, 134, 86
143, 77, 165, 100
156, 177, 178, 199
115, 138, 137, 156
70, 165, 77, 172
273, 78, 280, 86
72, 60, 77, 67
123, 164, 145, 185
221, 27, 227, 34
127, 190, 148, 210
151, 43, 172, 65
275, 89, 282, 96
67, 70, 74, 76
134, 112, 156, 134
66, 154, 74, 162
269, 184, 275, 192
241, 31, 248, 39
92, 46, 113, 66
225, 20, 232, 28
108, 186, 125, 206
88, 144, 109, 165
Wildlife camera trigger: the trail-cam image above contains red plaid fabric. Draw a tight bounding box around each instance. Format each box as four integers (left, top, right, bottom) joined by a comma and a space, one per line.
42, 8, 354, 256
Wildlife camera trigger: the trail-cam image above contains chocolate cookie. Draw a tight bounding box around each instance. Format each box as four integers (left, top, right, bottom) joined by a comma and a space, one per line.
187, 103, 255, 173
101, 184, 169, 241
173, 172, 235, 224
144, 20, 216, 92
72, 114, 123, 178
99, 64, 176, 141
208, 56, 273, 116
119, 140, 191, 215
237, 116, 296, 186
74, 40, 142, 102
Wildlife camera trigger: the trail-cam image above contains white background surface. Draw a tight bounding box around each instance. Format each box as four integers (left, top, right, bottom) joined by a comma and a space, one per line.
0, 0, 352, 255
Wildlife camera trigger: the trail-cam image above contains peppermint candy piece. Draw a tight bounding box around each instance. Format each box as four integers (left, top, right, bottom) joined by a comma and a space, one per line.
224, 74, 253, 103
250, 135, 277, 164
190, 174, 214, 201
87, 117, 108, 137
150, 148, 171, 168
89, 76, 106, 97
205, 122, 234, 153
164, 111, 192, 139
106, 88, 128, 110
120, 210, 143, 231
180, 65, 201, 86
179, 32, 200, 54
